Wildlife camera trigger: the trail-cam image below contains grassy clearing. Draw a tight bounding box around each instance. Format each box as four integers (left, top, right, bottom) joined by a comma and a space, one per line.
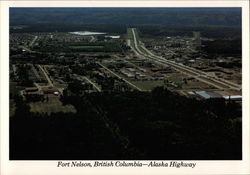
131, 80, 164, 91
167, 73, 186, 83
182, 80, 212, 89
30, 99, 76, 115
69, 45, 104, 49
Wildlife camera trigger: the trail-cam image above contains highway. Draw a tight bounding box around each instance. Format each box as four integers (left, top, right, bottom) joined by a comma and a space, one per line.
128, 28, 241, 91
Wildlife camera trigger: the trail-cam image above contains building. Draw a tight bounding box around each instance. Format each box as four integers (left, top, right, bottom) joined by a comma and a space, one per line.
41, 86, 61, 98
223, 95, 242, 101
195, 91, 223, 99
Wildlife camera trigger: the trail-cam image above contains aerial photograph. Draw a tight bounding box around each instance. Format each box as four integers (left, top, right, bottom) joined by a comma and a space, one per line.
9, 8, 242, 160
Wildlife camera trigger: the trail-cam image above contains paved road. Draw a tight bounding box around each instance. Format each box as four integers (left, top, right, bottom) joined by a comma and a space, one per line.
129, 28, 241, 91
38, 65, 53, 87
89, 36, 96, 42
20, 36, 40, 53
20, 46, 34, 53
29, 36, 38, 47
98, 62, 143, 91
82, 76, 101, 92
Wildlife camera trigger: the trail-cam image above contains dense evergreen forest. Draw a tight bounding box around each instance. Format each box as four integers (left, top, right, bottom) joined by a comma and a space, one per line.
10, 8, 241, 27
10, 24, 128, 35
138, 25, 241, 39
10, 87, 242, 160
202, 39, 242, 56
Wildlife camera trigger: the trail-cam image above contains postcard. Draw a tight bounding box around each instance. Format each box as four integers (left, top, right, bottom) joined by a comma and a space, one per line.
0, 0, 249, 175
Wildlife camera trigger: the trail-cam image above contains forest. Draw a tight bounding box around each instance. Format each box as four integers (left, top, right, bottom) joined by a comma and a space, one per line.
202, 39, 242, 57
10, 8, 241, 27
32, 40, 128, 53
10, 87, 242, 160
137, 25, 241, 39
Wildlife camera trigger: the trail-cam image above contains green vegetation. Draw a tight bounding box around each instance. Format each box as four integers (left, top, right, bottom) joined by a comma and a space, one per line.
10, 23, 128, 34
33, 41, 127, 53
202, 39, 242, 57
69, 46, 104, 49
10, 87, 242, 160
9, 7, 242, 161
137, 25, 241, 39
11, 23, 241, 40
29, 100, 76, 115
10, 8, 241, 27
131, 80, 164, 91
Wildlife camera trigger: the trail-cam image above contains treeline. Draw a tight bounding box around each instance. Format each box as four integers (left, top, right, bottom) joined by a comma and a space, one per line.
10, 8, 241, 27
10, 23, 128, 34
31, 40, 129, 53
137, 25, 241, 39
10, 97, 124, 160
10, 87, 242, 160
202, 39, 242, 56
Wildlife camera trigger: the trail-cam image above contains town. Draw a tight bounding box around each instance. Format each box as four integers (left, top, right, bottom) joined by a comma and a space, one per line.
10, 27, 242, 116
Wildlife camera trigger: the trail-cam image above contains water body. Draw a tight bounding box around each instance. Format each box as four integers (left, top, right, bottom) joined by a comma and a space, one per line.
69, 31, 106, 36
105, 35, 120, 39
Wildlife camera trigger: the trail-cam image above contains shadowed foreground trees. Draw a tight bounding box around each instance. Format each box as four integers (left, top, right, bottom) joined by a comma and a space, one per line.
10, 87, 242, 160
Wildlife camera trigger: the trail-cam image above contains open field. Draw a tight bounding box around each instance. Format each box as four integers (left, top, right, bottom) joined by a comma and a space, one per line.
131, 80, 164, 91
69, 45, 104, 49
182, 80, 215, 90
29, 99, 76, 115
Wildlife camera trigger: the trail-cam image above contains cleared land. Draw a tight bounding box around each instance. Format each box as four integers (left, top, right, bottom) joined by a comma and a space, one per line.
69, 45, 104, 49
131, 80, 164, 91
30, 99, 76, 115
